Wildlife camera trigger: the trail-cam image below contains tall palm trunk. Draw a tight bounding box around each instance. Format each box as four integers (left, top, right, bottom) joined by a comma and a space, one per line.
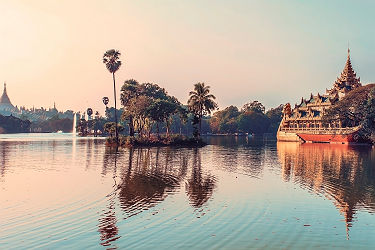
199, 105, 203, 138
112, 72, 118, 142
129, 115, 134, 136
166, 121, 170, 138
199, 118, 202, 138
157, 123, 160, 139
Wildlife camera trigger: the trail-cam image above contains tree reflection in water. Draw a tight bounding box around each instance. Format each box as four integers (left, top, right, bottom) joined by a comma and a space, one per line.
0, 141, 10, 178
277, 142, 375, 238
117, 147, 184, 216
98, 147, 214, 248
99, 147, 121, 248
186, 148, 216, 208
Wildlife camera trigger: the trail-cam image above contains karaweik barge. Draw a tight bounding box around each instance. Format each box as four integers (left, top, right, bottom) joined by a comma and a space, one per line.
277, 49, 362, 144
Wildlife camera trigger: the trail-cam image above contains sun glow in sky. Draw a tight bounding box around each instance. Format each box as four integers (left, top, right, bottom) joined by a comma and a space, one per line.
1, 0, 375, 114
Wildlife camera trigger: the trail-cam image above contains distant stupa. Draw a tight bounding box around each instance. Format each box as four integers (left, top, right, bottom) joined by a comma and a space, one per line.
0, 82, 16, 114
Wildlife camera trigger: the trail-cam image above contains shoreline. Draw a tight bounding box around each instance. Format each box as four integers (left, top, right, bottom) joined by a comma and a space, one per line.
106, 135, 207, 148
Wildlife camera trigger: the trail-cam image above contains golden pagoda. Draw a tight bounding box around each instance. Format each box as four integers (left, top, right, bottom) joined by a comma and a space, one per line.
0, 83, 16, 115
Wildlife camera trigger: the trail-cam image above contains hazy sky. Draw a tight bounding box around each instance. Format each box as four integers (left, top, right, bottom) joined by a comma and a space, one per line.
1, 0, 375, 114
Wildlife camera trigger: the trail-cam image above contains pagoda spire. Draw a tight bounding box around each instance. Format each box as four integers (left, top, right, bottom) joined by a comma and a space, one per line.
0, 82, 13, 105
331, 48, 361, 92
343, 48, 353, 78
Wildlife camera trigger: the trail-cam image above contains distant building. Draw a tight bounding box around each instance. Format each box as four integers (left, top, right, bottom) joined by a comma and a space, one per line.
277, 49, 363, 143
0, 83, 17, 116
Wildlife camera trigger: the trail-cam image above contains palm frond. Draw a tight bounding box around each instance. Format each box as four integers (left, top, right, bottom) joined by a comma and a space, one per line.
103, 49, 122, 73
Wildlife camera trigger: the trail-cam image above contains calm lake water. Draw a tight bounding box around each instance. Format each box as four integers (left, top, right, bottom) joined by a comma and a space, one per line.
1, 134, 375, 249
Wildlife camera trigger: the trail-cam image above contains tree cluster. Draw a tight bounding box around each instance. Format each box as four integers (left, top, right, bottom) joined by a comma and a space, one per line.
323, 84, 375, 142
31, 115, 73, 133
120, 79, 186, 138
210, 101, 283, 135
76, 111, 107, 136
0, 114, 31, 133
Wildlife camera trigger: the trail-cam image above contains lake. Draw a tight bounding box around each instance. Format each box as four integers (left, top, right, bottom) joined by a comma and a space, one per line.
1, 134, 375, 249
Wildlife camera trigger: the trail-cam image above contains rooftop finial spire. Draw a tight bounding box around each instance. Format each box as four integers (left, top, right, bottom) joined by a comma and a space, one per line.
348, 46, 350, 58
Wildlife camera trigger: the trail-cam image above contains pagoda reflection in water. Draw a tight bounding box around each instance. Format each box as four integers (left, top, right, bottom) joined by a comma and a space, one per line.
277, 142, 375, 237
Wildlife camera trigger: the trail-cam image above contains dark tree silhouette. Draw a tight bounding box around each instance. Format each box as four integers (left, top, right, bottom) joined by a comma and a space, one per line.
103, 49, 122, 143
188, 82, 217, 137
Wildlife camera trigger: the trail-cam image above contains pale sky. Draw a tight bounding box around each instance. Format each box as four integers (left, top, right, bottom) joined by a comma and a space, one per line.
1, 0, 375, 114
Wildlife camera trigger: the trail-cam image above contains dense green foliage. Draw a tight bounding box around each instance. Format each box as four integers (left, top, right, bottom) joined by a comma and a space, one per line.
102, 99, 283, 138
210, 106, 240, 134
103, 122, 124, 137
363, 87, 375, 142
242, 100, 266, 114
0, 114, 31, 133
323, 84, 375, 126
31, 116, 73, 133
120, 79, 184, 139
265, 104, 284, 133
323, 84, 375, 143
106, 134, 206, 147
209, 101, 283, 135
237, 111, 270, 134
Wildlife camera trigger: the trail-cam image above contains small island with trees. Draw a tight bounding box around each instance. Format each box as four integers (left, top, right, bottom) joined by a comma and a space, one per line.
101, 49, 217, 147
97, 49, 289, 148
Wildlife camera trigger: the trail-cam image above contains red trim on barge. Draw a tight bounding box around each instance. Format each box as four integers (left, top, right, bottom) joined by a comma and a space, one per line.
297, 133, 356, 144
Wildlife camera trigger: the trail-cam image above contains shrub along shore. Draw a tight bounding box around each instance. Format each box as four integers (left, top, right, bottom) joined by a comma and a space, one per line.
106, 134, 206, 148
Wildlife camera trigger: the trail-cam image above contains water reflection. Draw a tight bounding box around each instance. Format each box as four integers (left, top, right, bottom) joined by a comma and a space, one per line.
117, 148, 184, 216
99, 148, 121, 248
277, 142, 375, 237
0, 141, 10, 178
208, 139, 268, 178
4, 135, 375, 248
98, 197, 120, 248
186, 148, 216, 207
204, 135, 274, 148
98, 147, 216, 247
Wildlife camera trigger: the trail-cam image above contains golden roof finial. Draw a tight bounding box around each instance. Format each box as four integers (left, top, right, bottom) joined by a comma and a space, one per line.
348, 45, 350, 58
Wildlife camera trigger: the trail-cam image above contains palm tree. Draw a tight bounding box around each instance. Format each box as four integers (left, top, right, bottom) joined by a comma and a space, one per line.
86, 108, 93, 135
188, 82, 218, 137
103, 50, 122, 143
87, 108, 93, 119
102, 97, 109, 108
102, 96, 110, 121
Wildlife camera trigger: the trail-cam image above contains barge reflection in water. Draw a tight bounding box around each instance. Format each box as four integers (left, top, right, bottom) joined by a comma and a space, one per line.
0, 134, 375, 249
277, 142, 375, 239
